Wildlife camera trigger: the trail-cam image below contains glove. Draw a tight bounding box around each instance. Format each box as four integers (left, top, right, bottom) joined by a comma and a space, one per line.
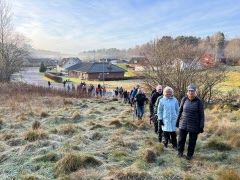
159, 119, 164, 126
199, 128, 204, 133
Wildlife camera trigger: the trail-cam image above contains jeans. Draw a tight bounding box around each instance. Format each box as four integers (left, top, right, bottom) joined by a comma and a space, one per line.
136, 105, 144, 119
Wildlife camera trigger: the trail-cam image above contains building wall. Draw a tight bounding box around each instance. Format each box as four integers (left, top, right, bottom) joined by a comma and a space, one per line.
68, 71, 124, 80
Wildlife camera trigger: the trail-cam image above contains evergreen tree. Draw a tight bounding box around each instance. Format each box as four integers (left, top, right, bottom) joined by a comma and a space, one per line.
39, 62, 47, 72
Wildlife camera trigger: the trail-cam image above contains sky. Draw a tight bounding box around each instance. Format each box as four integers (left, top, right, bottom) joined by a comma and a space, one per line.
11, 0, 240, 54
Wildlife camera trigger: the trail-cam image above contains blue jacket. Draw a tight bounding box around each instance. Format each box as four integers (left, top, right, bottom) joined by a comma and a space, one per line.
157, 96, 179, 132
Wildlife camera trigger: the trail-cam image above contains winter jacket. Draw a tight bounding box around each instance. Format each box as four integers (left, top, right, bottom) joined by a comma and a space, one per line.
157, 96, 179, 132
149, 92, 163, 116
135, 93, 147, 107
176, 96, 204, 133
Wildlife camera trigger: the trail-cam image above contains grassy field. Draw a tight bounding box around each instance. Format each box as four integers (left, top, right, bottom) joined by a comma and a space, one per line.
0, 83, 239, 179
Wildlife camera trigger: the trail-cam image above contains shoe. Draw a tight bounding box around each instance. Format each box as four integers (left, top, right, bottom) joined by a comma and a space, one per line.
186, 155, 192, 160
177, 152, 183, 158
163, 143, 168, 148
158, 137, 162, 143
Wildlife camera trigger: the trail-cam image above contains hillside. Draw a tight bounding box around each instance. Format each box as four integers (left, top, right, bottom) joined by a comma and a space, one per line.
0, 83, 239, 179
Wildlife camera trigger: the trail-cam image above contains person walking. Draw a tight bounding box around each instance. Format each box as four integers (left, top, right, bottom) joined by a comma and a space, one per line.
149, 85, 163, 135
134, 89, 148, 120
157, 86, 179, 148
176, 84, 205, 160
48, 81, 51, 88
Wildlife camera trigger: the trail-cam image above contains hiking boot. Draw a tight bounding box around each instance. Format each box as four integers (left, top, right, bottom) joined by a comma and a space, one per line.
177, 152, 183, 158
186, 155, 192, 160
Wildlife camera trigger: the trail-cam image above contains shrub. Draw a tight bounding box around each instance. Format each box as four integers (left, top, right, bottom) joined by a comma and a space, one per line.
39, 62, 47, 72
24, 129, 49, 142
54, 153, 102, 176
205, 139, 232, 151
32, 120, 41, 130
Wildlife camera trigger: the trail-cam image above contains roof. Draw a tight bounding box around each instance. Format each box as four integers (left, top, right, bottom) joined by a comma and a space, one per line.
59, 57, 81, 66
67, 62, 127, 73
128, 57, 149, 64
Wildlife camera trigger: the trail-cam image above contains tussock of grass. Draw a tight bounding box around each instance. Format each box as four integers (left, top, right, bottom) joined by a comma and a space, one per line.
85, 108, 101, 115
71, 111, 81, 120
40, 111, 49, 118
109, 120, 122, 128
89, 132, 102, 140
70, 169, 103, 180
123, 121, 137, 131
138, 148, 156, 163
36, 152, 59, 162
18, 174, 38, 180
205, 138, 232, 151
2, 132, 16, 141
216, 168, 240, 180
89, 124, 105, 130
0, 119, 3, 129
24, 129, 49, 142
86, 121, 96, 126
109, 149, 129, 161
32, 120, 41, 130
112, 168, 152, 179
105, 106, 116, 111
57, 124, 77, 135
54, 153, 102, 176
63, 98, 74, 105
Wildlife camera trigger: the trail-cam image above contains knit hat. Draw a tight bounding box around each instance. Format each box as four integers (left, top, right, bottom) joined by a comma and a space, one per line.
156, 85, 162, 90
187, 84, 196, 91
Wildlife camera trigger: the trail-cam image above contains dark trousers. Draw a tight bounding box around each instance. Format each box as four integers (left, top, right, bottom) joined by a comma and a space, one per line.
178, 129, 198, 156
154, 121, 158, 133
163, 131, 177, 147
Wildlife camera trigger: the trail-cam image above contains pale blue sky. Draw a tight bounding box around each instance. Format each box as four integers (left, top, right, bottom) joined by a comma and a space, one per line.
12, 0, 240, 54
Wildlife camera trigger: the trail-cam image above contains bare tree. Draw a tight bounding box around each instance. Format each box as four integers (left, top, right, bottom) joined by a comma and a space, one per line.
139, 37, 226, 102
0, 0, 29, 82
225, 38, 240, 65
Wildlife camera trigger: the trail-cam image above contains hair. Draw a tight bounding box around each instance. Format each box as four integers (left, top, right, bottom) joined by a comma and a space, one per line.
163, 86, 174, 96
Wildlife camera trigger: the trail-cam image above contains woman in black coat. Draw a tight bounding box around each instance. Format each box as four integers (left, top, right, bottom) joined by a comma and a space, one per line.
176, 84, 204, 160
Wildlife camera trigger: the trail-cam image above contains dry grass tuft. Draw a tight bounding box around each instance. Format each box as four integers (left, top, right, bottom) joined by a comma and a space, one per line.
105, 106, 116, 111
123, 121, 137, 131
70, 169, 103, 180
144, 149, 156, 163
0, 119, 3, 129
85, 108, 101, 115
217, 168, 240, 180
109, 120, 122, 128
24, 129, 49, 142
18, 174, 38, 180
89, 124, 105, 130
36, 152, 59, 162
71, 111, 81, 120
63, 98, 74, 105
57, 124, 77, 135
32, 120, 41, 130
112, 168, 152, 179
229, 135, 240, 147
54, 153, 102, 176
205, 138, 232, 151
152, 143, 164, 155
40, 111, 49, 118
86, 121, 96, 126
2, 132, 16, 141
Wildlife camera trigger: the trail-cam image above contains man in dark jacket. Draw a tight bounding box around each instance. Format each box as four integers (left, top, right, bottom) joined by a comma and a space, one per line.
176, 84, 204, 160
134, 89, 148, 120
149, 85, 163, 134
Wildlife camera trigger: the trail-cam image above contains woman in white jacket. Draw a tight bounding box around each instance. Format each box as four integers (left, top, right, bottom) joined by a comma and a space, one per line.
157, 86, 179, 148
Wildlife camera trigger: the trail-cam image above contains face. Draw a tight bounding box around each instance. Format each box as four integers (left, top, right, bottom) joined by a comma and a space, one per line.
166, 90, 172, 97
188, 90, 195, 98
157, 88, 162, 94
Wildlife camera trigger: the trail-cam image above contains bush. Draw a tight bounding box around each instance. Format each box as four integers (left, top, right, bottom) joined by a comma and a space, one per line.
54, 153, 102, 176
45, 72, 63, 83
39, 62, 47, 72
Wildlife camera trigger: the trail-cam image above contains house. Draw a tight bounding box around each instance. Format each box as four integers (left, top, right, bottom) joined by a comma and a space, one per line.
66, 62, 127, 80
128, 57, 149, 71
173, 58, 202, 71
200, 54, 226, 67
57, 57, 81, 72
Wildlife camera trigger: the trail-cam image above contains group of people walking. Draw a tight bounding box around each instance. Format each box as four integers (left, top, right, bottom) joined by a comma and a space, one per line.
131, 84, 205, 160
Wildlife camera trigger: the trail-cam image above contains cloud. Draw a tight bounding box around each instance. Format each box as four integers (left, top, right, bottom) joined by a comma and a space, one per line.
11, 0, 240, 54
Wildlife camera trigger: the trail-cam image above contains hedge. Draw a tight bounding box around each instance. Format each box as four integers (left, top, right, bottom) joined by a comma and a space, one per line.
44, 72, 63, 83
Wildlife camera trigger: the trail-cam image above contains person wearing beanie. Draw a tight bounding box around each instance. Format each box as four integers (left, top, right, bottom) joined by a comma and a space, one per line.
176, 84, 205, 160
